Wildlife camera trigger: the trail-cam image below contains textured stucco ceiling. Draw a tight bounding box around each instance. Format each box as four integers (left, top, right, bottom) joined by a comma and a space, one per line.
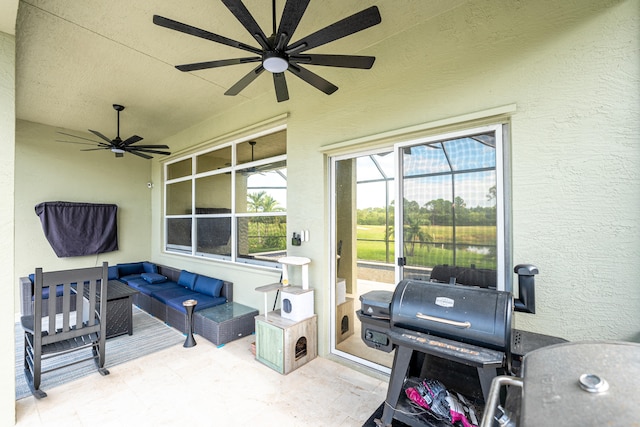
15, 0, 466, 145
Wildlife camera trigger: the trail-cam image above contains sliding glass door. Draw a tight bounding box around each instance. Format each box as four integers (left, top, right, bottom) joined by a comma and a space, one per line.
331, 150, 396, 371
329, 123, 510, 372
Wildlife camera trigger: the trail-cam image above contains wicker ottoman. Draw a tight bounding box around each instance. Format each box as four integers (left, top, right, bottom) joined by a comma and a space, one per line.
194, 302, 258, 346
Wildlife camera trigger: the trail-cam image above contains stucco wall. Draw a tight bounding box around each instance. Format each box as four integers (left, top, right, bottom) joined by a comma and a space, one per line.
150, 0, 640, 352
1, 30, 15, 427
14, 120, 153, 311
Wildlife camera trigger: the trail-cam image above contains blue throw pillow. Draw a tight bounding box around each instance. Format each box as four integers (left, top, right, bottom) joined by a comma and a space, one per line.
177, 270, 198, 290
141, 273, 167, 284
143, 262, 158, 274
193, 275, 224, 298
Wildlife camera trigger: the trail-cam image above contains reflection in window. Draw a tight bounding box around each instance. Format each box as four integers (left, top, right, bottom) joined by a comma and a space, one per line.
166, 158, 192, 180
197, 146, 232, 174
236, 216, 287, 263
196, 174, 231, 211
236, 161, 287, 214
166, 180, 192, 215
166, 218, 192, 253
196, 217, 232, 257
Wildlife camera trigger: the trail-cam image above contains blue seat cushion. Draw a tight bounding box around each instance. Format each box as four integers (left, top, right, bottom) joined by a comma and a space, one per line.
127, 279, 178, 296
165, 294, 226, 314
31, 284, 70, 300
193, 275, 224, 298
120, 273, 144, 283
28, 275, 75, 300
177, 270, 198, 290
151, 287, 199, 304
141, 272, 167, 284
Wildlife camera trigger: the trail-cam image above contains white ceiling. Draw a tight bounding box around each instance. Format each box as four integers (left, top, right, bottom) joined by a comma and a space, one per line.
14, 0, 466, 146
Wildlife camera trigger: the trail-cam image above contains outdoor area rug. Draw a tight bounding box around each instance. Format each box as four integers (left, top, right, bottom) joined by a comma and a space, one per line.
15, 306, 184, 400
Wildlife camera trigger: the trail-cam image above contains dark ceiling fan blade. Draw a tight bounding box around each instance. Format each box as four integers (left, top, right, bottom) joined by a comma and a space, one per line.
221, 0, 271, 50
288, 64, 338, 95
122, 135, 143, 146
276, 0, 310, 49
286, 6, 381, 54
56, 132, 105, 144
56, 139, 110, 147
128, 148, 172, 156
89, 129, 113, 144
176, 57, 261, 72
80, 147, 111, 151
225, 64, 266, 96
290, 54, 375, 69
273, 72, 289, 102
128, 151, 153, 160
126, 144, 170, 149
153, 15, 262, 55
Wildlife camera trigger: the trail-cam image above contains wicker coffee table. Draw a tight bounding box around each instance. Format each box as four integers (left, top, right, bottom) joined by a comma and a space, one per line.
194, 302, 258, 346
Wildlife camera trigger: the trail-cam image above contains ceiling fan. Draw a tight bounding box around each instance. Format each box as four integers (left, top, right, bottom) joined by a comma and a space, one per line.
241, 141, 286, 176
56, 104, 171, 159
153, 0, 382, 102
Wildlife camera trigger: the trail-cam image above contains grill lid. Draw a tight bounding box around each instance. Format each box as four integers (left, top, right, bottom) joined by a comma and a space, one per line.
390, 280, 513, 352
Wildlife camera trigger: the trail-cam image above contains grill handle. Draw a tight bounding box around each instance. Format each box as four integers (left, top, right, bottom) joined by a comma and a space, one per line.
415, 312, 471, 328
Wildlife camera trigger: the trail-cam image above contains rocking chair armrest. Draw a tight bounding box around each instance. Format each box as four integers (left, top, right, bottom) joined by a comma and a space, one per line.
21, 315, 35, 334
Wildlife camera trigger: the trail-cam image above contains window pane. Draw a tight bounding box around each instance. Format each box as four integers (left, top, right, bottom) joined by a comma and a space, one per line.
237, 131, 286, 165
197, 146, 232, 174
166, 218, 192, 252
167, 158, 192, 180
236, 216, 286, 263
166, 180, 192, 215
402, 130, 498, 281
453, 170, 497, 268
164, 127, 287, 264
236, 161, 287, 214
196, 217, 232, 257
444, 133, 496, 171
195, 174, 231, 212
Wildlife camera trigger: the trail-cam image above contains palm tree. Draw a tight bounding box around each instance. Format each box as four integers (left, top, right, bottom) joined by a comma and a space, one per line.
403, 214, 432, 256
247, 191, 267, 212
247, 191, 285, 249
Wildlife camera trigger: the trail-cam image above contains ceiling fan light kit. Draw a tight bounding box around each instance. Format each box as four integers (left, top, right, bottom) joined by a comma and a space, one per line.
263, 52, 289, 73
56, 104, 171, 159
153, 0, 382, 102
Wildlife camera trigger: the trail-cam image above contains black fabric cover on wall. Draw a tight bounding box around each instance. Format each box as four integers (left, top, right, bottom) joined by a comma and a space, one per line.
35, 201, 118, 257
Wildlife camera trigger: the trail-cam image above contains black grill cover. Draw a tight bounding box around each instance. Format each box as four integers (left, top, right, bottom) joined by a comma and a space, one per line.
390, 280, 512, 351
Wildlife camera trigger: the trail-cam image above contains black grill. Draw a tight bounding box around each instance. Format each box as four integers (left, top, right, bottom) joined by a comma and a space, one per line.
358, 265, 567, 427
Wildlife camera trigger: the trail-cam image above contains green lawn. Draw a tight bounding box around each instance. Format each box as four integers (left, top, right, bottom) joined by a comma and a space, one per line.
356, 224, 496, 269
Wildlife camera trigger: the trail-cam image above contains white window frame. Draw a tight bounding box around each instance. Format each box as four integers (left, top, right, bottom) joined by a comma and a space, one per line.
163, 126, 287, 267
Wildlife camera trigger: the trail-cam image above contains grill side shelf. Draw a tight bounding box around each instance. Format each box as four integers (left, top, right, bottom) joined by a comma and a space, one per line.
387, 328, 504, 368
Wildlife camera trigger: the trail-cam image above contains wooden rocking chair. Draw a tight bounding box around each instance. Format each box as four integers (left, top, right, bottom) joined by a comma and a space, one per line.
20, 262, 110, 398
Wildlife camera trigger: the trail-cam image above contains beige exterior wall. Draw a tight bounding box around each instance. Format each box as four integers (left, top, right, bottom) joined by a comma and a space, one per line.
5, 0, 639, 423
1, 30, 15, 427
13, 120, 153, 286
